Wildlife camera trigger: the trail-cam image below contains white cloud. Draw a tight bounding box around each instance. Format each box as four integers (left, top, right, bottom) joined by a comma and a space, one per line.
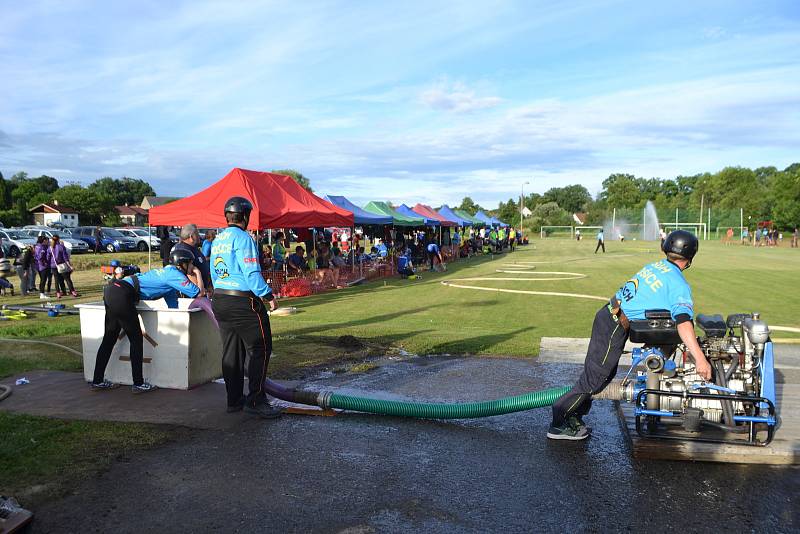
420, 80, 503, 113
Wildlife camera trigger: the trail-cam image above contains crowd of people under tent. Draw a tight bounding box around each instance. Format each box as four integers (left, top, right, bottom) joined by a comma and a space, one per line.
155, 223, 527, 297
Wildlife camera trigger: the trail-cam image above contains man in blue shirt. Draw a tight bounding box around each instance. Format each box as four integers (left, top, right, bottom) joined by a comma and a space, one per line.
594, 230, 605, 253
211, 197, 281, 419
427, 241, 443, 271
201, 229, 216, 260
91, 248, 201, 393
286, 246, 308, 274
548, 230, 711, 440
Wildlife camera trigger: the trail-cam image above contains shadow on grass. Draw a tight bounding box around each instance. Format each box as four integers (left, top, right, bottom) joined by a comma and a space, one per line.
426, 326, 536, 355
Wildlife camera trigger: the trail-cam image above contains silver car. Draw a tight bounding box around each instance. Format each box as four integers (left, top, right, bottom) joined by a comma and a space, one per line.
22, 228, 90, 254
0, 229, 37, 257
118, 228, 161, 252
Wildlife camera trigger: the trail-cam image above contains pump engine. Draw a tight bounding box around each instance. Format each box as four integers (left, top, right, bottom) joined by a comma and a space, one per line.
595, 310, 777, 446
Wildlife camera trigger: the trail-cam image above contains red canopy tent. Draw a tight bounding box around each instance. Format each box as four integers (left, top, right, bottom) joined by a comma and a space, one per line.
413, 204, 456, 227
149, 168, 353, 229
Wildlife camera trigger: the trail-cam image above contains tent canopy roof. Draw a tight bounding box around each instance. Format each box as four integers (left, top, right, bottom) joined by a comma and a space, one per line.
437, 205, 472, 226
149, 168, 353, 229
396, 204, 439, 226
363, 201, 424, 226
325, 195, 392, 225
412, 204, 456, 227
453, 208, 485, 226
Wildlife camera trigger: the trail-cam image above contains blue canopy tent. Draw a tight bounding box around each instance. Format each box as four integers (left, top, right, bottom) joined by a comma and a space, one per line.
325, 195, 393, 225
473, 210, 496, 226
437, 205, 473, 226
396, 204, 440, 226
490, 217, 508, 227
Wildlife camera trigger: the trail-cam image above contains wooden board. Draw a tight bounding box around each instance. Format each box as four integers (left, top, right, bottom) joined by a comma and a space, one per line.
616, 383, 800, 464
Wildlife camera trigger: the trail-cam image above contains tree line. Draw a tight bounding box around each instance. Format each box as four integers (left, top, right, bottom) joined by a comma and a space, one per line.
0, 172, 156, 227
488, 163, 800, 231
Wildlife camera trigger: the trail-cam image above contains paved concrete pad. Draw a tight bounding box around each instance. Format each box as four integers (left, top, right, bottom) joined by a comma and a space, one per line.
11, 357, 799, 533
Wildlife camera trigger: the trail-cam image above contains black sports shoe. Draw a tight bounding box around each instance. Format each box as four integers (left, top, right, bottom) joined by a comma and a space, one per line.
244, 400, 282, 419
570, 415, 592, 434
90, 380, 119, 391
547, 420, 590, 441
227, 399, 245, 413
132, 382, 158, 394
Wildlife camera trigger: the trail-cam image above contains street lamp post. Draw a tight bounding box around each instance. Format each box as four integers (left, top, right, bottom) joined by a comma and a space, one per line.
520, 181, 529, 236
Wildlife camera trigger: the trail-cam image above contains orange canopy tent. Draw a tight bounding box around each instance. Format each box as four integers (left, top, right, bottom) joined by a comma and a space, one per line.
148, 168, 353, 230
412, 204, 456, 227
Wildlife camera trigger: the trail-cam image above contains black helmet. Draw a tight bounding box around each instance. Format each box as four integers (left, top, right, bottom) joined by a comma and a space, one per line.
224, 196, 253, 214
170, 248, 195, 267
662, 230, 698, 260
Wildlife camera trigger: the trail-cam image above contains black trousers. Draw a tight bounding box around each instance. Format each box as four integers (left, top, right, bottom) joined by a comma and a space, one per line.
595, 239, 605, 253
93, 280, 144, 385
160, 241, 172, 267
38, 268, 52, 293
54, 270, 75, 293
551, 305, 629, 426
212, 293, 273, 408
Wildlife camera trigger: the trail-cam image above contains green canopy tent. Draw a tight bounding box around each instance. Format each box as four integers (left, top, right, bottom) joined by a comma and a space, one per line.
453, 208, 485, 226
363, 201, 424, 226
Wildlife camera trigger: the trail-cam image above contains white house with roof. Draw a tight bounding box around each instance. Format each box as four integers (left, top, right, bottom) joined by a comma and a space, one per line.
29, 201, 80, 228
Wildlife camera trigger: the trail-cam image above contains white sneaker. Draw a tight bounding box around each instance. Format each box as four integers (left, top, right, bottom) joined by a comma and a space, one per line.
39, 293, 47, 299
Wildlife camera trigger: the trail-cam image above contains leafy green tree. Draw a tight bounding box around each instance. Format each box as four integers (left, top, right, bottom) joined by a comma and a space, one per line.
770, 169, 800, 228
271, 169, 312, 192
87, 177, 156, 206
542, 185, 591, 213
0, 172, 9, 210
54, 184, 111, 225
458, 197, 483, 214
600, 173, 641, 207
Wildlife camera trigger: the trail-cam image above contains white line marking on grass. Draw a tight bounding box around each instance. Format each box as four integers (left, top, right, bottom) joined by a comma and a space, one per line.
441, 281, 607, 300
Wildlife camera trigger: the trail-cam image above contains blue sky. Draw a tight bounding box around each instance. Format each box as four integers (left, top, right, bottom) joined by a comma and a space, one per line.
1, 1, 799, 208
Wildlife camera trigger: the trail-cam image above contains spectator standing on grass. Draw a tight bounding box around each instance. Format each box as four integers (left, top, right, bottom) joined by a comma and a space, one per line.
594, 229, 605, 254
272, 231, 286, 271
157, 225, 172, 266
792, 227, 798, 248
14, 245, 33, 297
202, 229, 216, 260
34, 235, 52, 298
50, 235, 78, 298
726, 227, 734, 245
93, 226, 104, 253
741, 227, 749, 245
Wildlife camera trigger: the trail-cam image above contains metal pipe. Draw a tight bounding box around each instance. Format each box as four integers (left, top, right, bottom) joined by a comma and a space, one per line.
714, 359, 737, 428
646, 371, 660, 410
724, 358, 739, 382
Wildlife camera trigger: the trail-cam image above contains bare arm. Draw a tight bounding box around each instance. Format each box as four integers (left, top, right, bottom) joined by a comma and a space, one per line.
677, 321, 711, 380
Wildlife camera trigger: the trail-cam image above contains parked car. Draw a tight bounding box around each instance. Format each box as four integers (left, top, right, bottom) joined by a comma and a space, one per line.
20, 228, 90, 254
0, 229, 38, 257
118, 228, 161, 252
71, 226, 138, 252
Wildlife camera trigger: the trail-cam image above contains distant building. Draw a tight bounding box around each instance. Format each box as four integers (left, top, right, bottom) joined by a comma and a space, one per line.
140, 196, 180, 210
116, 205, 149, 226
29, 201, 79, 228
573, 212, 587, 225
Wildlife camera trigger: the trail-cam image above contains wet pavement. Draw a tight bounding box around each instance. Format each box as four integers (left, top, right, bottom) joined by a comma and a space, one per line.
31, 357, 799, 533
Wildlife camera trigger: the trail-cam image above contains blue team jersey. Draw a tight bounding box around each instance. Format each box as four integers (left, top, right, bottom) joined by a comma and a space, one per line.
376, 243, 388, 257
397, 255, 409, 270
453, 232, 461, 245
615, 259, 693, 321
123, 265, 200, 308
210, 226, 272, 297
201, 239, 213, 257
172, 241, 210, 288
597, 231, 604, 241
427, 243, 439, 254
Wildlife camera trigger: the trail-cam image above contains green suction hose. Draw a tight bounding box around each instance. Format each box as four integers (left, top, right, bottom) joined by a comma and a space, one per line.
269, 379, 571, 419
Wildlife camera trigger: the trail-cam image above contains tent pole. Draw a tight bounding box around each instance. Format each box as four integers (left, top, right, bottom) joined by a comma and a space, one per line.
148, 225, 152, 272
